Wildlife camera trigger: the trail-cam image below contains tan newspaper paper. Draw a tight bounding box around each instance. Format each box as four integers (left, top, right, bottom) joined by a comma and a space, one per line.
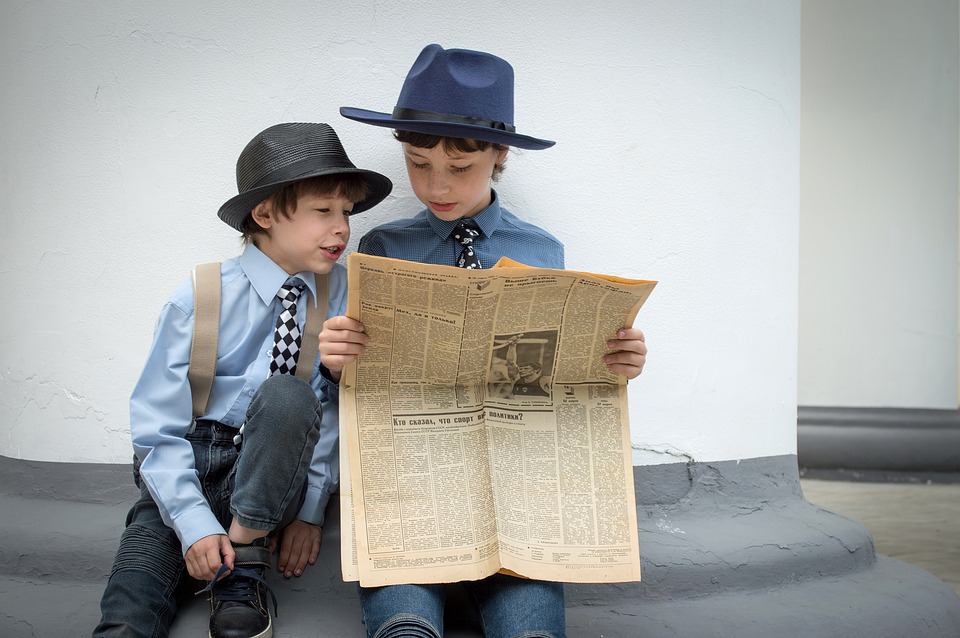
339, 253, 656, 587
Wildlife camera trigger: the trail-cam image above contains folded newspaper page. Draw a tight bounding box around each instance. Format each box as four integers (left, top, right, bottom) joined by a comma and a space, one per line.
339, 253, 656, 587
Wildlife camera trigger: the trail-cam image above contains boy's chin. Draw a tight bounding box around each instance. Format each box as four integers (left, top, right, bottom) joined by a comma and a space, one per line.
309, 260, 337, 274
280, 259, 336, 276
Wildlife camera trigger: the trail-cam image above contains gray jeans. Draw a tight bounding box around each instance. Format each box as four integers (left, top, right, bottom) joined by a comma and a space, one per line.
93, 375, 322, 638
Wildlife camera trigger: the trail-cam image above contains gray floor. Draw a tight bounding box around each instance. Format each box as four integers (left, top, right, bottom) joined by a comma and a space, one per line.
800, 477, 960, 597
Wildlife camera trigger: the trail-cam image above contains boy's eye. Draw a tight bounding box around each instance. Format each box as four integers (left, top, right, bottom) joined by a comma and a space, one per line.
411, 161, 428, 170
452, 165, 471, 173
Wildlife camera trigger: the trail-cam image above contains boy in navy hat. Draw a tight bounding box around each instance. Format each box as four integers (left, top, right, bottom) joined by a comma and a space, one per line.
322, 44, 647, 638
94, 123, 391, 638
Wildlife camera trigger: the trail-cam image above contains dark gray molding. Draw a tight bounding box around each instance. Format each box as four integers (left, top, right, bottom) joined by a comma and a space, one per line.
798, 406, 960, 471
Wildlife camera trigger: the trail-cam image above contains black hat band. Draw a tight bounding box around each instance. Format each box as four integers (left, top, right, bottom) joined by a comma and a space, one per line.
392, 107, 516, 133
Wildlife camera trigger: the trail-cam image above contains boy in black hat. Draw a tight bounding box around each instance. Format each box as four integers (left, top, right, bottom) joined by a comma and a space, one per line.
322, 45, 647, 638
94, 122, 391, 638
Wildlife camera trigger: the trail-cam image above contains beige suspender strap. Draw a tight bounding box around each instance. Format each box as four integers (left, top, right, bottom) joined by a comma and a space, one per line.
188, 262, 221, 418
296, 272, 328, 383
188, 266, 326, 418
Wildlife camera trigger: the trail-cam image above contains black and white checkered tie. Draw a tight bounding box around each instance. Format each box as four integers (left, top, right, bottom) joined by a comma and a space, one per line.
269, 278, 306, 376
451, 218, 482, 269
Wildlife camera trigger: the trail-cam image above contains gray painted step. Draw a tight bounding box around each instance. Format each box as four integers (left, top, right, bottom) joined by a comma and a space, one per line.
3, 455, 960, 637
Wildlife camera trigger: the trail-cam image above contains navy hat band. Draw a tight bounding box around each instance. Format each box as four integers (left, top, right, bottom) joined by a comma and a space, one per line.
392, 107, 516, 133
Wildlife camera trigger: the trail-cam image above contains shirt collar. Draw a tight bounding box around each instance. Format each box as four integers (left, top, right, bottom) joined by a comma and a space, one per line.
239, 243, 319, 307
426, 189, 503, 240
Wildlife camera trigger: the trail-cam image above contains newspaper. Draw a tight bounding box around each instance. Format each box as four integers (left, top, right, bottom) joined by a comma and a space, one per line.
339, 253, 656, 587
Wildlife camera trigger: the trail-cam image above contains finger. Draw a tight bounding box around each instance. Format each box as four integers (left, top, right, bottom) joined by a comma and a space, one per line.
319, 330, 369, 349
617, 327, 645, 342
321, 337, 368, 354
277, 535, 293, 575
323, 315, 366, 332
290, 534, 320, 577
604, 351, 646, 379
308, 531, 321, 565
319, 327, 368, 347
607, 338, 648, 356
220, 538, 235, 573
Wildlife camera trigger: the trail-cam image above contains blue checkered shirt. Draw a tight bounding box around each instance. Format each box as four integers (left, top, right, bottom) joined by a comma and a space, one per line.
358, 191, 565, 269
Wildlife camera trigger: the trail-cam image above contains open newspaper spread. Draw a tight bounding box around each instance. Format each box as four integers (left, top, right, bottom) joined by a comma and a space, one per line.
339, 253, 656, 587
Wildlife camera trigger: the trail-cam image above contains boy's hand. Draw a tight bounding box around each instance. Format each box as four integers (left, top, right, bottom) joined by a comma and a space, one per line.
318, 316, 368, 381
186, 533, 234, 581
604, 327, 647, 380
274, 519, 322, 579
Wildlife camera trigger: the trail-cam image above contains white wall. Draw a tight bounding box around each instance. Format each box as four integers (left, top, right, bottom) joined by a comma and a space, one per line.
0, 1, 800, 465
800, 0, 959, 410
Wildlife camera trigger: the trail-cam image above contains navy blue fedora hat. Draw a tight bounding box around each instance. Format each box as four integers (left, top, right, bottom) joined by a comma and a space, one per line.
218, 122, 393, 231
340, 44, 555, 150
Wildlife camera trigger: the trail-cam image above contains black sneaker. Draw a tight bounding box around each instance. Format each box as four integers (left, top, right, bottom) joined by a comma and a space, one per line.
199, 538, 278, 638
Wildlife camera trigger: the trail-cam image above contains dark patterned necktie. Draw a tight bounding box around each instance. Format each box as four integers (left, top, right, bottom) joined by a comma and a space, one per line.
269, 277, 306, 376
451, 218, 482, 269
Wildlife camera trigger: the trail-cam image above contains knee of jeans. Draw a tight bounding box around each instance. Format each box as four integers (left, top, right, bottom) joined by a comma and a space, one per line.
249, 376, 320, 427
111, 523, 184, 585
370, 613, 442, 638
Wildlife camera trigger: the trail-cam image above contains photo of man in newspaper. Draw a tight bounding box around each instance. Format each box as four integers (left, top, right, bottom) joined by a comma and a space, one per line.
488, 331, 557, 400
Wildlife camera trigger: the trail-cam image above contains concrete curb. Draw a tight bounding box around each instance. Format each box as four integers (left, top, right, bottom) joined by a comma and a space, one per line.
3, 454, 960, 637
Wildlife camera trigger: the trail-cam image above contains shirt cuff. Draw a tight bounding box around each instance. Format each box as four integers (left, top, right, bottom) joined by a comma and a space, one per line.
297, 484, 333, 527
175, 506, 228, 556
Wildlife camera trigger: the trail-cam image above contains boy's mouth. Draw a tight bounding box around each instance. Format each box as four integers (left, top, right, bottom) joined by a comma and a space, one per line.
430, 201, 456, 213
321, 244, 345, 259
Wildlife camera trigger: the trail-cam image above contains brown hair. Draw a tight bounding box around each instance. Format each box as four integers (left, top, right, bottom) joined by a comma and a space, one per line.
393, 130, 508, 180
241, 174, 370, 245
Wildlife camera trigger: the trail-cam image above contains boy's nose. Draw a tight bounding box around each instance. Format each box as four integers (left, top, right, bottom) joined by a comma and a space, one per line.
333, 212, 350, 234
427, 169, 450, 194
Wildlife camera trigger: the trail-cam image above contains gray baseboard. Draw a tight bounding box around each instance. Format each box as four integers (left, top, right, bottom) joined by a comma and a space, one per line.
798, 406, 960, 472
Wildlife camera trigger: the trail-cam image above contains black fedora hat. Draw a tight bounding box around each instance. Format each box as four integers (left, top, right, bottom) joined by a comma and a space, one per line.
340, 44, 555, 151
218, 122, 393, 231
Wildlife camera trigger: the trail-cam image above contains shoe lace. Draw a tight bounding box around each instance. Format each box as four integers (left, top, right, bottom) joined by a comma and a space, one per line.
198, 564, 279, 618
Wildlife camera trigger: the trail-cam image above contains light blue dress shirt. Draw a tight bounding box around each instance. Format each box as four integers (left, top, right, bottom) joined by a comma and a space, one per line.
130, 243, 346, 555
358, 190, 565, 269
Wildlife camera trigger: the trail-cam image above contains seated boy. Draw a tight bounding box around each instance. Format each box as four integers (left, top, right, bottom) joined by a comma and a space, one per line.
94, 122, 391, 638
324, 45, 647, 638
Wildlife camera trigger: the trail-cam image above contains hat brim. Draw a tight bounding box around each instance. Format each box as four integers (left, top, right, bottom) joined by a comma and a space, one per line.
218, 167, 393, 232
340, 107, 555, 151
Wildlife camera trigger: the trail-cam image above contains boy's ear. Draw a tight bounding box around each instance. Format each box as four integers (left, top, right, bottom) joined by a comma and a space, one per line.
250, 200, 273, 230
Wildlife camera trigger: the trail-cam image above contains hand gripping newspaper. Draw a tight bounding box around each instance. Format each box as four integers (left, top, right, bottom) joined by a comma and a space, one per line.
339, 253, 657, 587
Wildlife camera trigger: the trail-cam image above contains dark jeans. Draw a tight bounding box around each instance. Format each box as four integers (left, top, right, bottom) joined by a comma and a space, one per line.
93, 375, 322, 638
359, 575, 566, 638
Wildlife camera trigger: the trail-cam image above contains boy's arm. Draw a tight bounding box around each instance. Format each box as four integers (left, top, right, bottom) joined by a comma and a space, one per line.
293, 361, 341, 527
604, 327, 647, 379
280, 267, 356, 572
276, 313, 368, 576
131, 298, 228, 558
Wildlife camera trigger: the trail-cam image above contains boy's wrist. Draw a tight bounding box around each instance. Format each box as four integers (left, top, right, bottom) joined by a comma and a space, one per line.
319, 363, 340, 384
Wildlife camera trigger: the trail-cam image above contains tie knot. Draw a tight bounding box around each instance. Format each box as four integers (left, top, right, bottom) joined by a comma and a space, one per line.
277, 278, 305, 304
451, 218, 481, 245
